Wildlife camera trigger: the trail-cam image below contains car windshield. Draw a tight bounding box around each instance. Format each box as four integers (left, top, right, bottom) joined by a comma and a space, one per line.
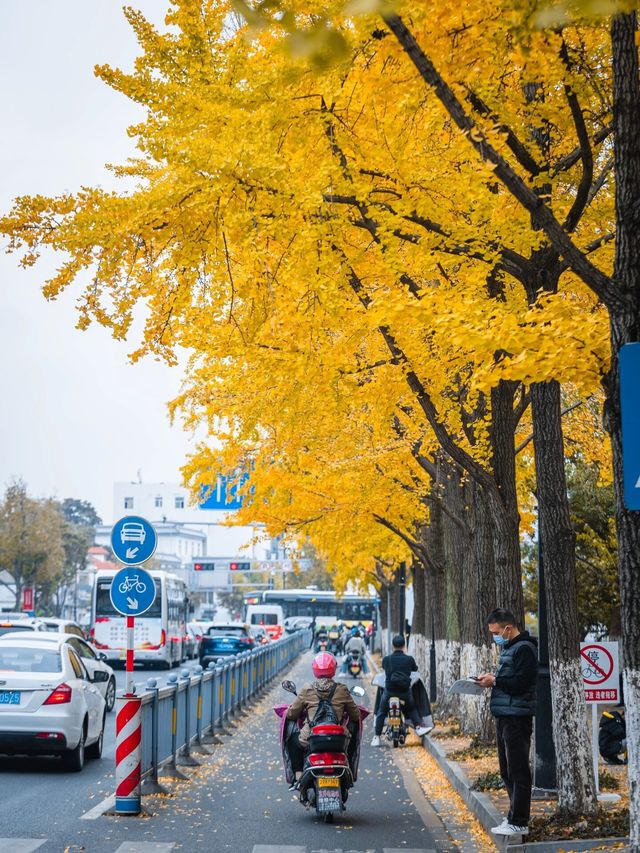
207, 626, 247, 637
250, 613, 278, 625
0, 647, 62, 673
0, 625, 35, 636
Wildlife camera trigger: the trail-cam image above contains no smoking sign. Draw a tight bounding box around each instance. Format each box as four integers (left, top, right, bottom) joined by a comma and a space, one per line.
580, 641, 619, 703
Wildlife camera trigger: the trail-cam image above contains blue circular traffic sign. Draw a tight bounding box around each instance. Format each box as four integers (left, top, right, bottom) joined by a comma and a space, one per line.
110, 566, 157, 617
111, 516, 157, 566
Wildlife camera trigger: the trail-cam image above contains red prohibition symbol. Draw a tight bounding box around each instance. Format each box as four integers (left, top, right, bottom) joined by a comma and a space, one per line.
580, 644, 614, 685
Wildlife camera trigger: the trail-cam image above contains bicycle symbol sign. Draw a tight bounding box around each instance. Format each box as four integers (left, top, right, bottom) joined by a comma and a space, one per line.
580, 641, 619, 704
110, 566, 156, 617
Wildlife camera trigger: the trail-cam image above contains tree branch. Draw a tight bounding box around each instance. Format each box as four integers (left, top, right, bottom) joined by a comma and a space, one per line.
381, 12, 615, 307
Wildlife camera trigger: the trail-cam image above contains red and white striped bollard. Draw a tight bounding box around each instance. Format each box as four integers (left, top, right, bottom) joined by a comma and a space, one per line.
115, 693, 142, 814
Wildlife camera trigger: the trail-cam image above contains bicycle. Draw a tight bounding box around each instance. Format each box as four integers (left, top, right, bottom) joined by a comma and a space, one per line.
118, 575, 147, 594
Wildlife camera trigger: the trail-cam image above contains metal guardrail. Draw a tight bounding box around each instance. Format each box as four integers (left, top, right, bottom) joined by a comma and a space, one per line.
128, 629, 311, 793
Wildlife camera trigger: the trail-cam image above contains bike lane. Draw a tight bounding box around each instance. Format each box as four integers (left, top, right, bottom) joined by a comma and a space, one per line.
30, 651, 464, 853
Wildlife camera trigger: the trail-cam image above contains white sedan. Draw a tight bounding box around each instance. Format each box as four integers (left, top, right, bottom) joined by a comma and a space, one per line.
0, 636, 107, 771
0, 631, 117, 712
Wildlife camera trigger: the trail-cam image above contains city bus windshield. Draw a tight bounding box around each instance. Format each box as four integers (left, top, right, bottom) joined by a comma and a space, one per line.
95, 581, 161, 618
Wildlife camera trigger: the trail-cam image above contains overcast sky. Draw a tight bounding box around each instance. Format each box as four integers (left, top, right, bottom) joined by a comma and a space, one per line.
0, 1, 200, 524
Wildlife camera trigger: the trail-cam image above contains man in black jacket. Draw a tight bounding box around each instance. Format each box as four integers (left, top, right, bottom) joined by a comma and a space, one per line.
371, 634, 430, 746
477, 608, 538, 838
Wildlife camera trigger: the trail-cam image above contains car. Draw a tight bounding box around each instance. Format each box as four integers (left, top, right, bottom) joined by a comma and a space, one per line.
120, 522, 146, 545
249, 625, 270, 645
40, 618, 86, 638
0, 618, 47, 637
186, 621, 214, 660
0, 631, 117, 712
0, 636, 107, 770
198, 623, 255, 666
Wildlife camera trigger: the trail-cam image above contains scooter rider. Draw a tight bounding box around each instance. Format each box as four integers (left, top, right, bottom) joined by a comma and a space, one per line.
286, 652, 360, 787
341, 628, 369, 674
371, 634, 430, 746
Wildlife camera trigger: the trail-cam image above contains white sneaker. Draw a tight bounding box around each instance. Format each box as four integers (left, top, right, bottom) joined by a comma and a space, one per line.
491, 822, 529, 836
490, 819, 509, 834
415, 725, 432, 737
370, 735, 381, 747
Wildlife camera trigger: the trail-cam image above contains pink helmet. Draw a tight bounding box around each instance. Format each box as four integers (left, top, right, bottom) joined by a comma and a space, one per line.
312, 651, 337, 678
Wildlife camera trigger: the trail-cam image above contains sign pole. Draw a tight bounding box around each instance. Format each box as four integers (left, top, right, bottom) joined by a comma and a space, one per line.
126, 615, 135, 696
109, 516, 158, 818
592, 703, 600, 796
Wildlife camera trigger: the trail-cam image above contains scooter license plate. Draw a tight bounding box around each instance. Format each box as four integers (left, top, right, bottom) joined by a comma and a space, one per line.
318, 777, 340, 788
386, 719, 400, 727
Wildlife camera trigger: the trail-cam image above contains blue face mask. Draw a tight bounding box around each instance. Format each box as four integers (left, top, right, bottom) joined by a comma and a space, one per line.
493, 634, 509, 646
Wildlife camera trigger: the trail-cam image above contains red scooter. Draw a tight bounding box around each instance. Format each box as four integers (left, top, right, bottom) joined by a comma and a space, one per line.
274, 680, 369, 822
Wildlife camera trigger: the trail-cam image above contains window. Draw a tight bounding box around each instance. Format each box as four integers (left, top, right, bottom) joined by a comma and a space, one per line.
155, 495, 163, 508
175, 496, 185, 509
0, 647, 61, 673
69, 638, 96, 660
68, 649, 87, 680
124, 497, 134, 509
95, 580, 161, 618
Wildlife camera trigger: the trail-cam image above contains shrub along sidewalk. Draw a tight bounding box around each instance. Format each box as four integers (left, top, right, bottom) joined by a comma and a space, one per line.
424, 721, 629, 851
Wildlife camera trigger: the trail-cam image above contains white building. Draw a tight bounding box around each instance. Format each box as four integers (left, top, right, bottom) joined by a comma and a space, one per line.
99, 482, 279, 618
111, 481, 268, 559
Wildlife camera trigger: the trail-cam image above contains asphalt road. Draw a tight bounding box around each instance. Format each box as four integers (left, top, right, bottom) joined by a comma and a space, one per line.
0, 661, 201, 852
0, 654, 458, 853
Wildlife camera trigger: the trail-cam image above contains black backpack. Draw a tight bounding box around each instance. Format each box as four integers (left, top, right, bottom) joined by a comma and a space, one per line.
388, 670, 411, 693
311, 683, 339, 726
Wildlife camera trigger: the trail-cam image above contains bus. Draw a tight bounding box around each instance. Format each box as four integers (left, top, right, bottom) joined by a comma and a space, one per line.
242, 588, 378, 628
90, 569, 189, 668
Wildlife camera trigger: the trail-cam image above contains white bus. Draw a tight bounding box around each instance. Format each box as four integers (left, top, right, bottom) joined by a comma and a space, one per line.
90, 570, 188, 668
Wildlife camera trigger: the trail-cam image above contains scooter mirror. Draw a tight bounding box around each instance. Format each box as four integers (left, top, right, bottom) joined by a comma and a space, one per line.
281, 679, 297, 695
351, 685, 365, 697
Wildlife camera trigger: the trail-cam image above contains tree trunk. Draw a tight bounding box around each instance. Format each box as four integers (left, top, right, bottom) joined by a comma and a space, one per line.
489, 381, 524, 624
531, 380, 597, 814
459, 480, 495, 741
605, 14, 640, 848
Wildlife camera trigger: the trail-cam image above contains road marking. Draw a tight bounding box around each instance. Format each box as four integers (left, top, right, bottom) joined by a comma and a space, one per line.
80, 793, 115, 820
0, 842, 46, 853
252, 847, 306, 853
252, 844, 307, 853
383, 849, 437, 853
114, 844, 176, 852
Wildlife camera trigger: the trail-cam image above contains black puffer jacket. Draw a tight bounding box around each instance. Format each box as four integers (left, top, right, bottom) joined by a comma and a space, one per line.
490, 632, 538, 717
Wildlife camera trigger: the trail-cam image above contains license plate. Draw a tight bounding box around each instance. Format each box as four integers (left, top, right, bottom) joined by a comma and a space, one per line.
387, 718, 400, 726
0, 691, 20, 705
317, 776, 340, 788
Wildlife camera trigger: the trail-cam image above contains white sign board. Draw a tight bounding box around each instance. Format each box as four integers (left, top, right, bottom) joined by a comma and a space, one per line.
580, 641, 620, 704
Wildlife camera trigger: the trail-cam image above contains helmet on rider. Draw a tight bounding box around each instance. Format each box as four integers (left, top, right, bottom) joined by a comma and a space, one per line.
351, 627, 359, 636
312, 651, 337, 679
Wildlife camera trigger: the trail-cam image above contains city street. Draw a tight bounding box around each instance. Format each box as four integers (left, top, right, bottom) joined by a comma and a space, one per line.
0, 653, 464, 853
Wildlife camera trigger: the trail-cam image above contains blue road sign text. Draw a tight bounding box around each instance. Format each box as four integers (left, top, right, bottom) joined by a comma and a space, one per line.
111, 516, 158, 565
620, 343, 640, 510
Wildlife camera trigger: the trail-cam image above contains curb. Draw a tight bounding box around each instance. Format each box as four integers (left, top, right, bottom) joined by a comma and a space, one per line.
422, 735, 629, 852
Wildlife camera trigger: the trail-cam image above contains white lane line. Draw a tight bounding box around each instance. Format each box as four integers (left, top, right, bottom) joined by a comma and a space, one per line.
0, 841, 46, 853
114, 844, 176, 852
383, 849, 437, 853
79, 793, 115, 820
252, 847, 306, 853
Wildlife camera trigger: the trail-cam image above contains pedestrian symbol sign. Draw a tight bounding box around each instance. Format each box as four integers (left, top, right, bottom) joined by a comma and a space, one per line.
110, 566, 157, 617
580, 641, 619, 703
111, 516, 157, 566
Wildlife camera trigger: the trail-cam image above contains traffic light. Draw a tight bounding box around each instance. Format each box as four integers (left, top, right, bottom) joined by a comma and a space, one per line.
194, 562, 215, 571
229, 561, 251, 571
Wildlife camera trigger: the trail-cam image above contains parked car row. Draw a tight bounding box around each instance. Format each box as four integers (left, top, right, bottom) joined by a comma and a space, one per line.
0, 634, 108, 772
